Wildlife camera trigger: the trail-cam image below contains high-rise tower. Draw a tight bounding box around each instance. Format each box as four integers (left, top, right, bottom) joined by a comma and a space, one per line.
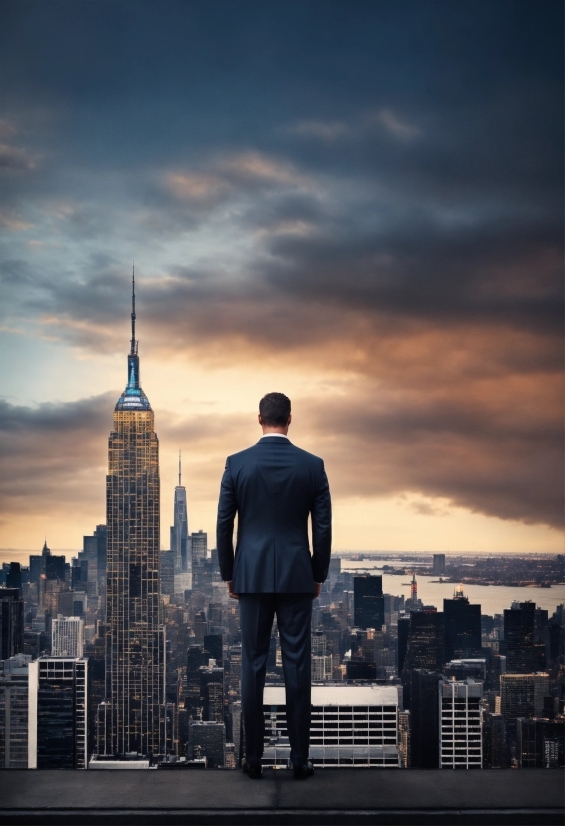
101, 268, 165, 756
171, 451, 191, 593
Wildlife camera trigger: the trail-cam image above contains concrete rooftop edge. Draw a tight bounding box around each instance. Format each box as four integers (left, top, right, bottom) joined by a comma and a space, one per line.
0, 769, 563, 825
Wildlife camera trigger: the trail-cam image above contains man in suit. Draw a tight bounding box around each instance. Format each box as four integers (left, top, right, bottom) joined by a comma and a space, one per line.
216, 392, 332, 780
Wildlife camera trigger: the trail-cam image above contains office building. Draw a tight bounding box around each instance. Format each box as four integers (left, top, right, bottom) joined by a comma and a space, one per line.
186, 645, 210, 713
52, 615, 84, 657
101, 272, 166, 756
312, 654, 333, 681
397, 614, 410, 676
439, 677, 482, 769
200, 662, 224, 723
516, 717, 564, 768
398, 710, 410, 768
409, 670, 441, 768
353, 576, 384, 630
262, 684, 400, 767
444, 659, 486, 682
29, 657, 88, 769
432, 554, 446, 575
402, 611, 445, 704
0, 654, 31, 767
159, 550, 175, 597
312, 631, 332, 681
29, 541, 51, 587
500, 672, 550, 740
191, 531, 208, 567
171, 451, 191, 589
45, 554, 66, 582
5, 563, 22, 592
444, 588, 481, 660
504, 603, 536, 673
486, 654, 507, 692
0, 588, 24, 660
482, 711, 507, 768
79, 525, 107, 595
188, 720, 226, 767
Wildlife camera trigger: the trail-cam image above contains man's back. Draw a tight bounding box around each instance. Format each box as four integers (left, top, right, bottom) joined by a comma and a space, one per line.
217, 436, 331, 593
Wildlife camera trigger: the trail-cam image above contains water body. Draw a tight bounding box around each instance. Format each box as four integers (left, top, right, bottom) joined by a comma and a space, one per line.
341, 560, 565, 616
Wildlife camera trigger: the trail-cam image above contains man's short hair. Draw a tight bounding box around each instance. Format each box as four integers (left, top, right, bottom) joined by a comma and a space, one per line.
259, 392, 291, 427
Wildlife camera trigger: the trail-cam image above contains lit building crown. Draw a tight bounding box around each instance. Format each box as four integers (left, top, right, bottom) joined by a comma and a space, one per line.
115, 265, 152, 412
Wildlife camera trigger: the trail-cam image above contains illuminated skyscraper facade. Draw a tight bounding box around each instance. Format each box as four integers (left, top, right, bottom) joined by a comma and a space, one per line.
102, 271, 165, 756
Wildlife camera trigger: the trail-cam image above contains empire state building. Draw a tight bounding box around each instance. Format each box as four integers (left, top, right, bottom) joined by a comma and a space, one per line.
100, 271, 165, 757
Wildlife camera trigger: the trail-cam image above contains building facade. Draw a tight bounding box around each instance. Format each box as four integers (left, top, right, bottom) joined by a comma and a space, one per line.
353, 576, 384, 630
101, 273, 166, 757
0, 654, 30, 768
262, 684, 400, 767
0, 588, 24, 660
29, 657, 88, 769
500, 672, 550, 733
52, 615, 84, 658
439, 677, 483, 769
444, 589, 481, 661
409, 670, 441, 768
516, 717, 565, 768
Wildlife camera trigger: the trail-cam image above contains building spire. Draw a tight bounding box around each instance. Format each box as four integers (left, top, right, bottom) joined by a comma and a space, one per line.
130, 262, 137, 356
178, 449, 182, 486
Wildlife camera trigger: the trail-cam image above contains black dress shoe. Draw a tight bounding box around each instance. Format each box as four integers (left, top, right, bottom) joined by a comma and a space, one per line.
293, 760, 314, 780
242, 761, 263, 779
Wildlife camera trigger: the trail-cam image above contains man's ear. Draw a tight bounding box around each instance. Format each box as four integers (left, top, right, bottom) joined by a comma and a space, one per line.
258, 414, 263, 426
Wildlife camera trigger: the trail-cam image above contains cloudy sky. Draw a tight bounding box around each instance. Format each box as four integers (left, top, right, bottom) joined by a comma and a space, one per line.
0, 0, 562, 558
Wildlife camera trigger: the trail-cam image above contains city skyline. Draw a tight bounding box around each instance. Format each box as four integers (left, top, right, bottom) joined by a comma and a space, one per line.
0, 2, 563, 554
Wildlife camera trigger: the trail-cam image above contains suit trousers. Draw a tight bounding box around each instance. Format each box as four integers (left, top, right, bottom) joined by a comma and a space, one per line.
239, 592, 313, 767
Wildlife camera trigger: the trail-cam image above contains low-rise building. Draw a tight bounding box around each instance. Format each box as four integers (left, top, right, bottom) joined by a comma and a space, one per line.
262, 684, 399, 767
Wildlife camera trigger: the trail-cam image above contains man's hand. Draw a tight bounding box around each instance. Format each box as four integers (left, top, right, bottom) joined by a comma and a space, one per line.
227, 581, 239, 600
313, 582, 322, 599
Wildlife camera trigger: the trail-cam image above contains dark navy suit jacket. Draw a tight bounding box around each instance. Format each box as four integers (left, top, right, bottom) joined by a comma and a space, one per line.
216, 436, 332, 593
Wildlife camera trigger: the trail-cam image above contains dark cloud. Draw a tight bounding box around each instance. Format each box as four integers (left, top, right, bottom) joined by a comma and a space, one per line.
301, 383, 563, 528
0, 0, 562, 539
0, 394, 113, 517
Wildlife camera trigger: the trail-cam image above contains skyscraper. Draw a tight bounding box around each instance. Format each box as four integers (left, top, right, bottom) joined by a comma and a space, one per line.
0, 588, 24, 660
403, 610, 445, 674
504, 602, 536, 673
444, 587, 481, 661
432, 554, 446, 575
439, 677, 483, 769
171, 451, 191, 593
353, 576, 384, 629
409, 670, 441, 768
0, 654, 31, 768
101, 270, 165, 757
191, 530, 208, 566
500, 672, 550, 733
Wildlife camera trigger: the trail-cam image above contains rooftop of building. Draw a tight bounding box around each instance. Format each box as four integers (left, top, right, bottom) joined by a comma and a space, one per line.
0, 768, 562, 825
264, 683, 400, 705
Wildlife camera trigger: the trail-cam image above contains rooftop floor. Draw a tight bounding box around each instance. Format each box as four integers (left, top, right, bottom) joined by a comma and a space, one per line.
0, 768, 563, 825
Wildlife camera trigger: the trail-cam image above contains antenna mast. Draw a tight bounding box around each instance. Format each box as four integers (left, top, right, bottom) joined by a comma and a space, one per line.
178, 449, 182, 487
130, 262, 137, 356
